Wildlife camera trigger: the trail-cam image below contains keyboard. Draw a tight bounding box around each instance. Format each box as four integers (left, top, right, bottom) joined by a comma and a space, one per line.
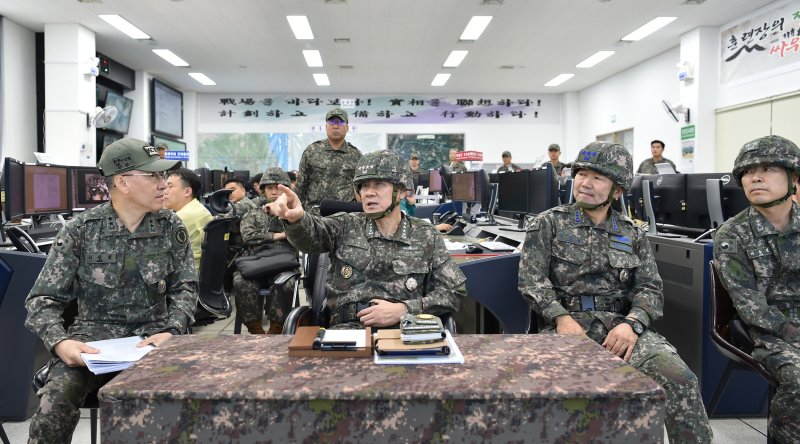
479, 241, 516, 252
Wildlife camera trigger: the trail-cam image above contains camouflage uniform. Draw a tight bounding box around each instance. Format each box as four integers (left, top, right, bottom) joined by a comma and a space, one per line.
636, 157, 677, 174
284, 150, 466, 329
714, 135, 800, 443
296, 138, 362, 211
449, 160, 467, 173
540, 160, 566, 175
519, 142, 712, 444
24, 138, 197, 444
497, 163, 522, 173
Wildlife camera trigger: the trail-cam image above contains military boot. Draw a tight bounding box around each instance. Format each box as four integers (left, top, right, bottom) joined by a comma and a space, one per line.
245, 320, 266, 334
267, 321, 284, 335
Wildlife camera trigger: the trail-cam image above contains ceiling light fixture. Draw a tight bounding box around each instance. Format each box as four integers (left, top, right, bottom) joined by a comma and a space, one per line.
189, 72, 216, 86
313, 73, 330, 86
431, 73, 451, 86
443, 50, 469, 68
303, 50, 323, 67
287, 16, 314, 40
621, 17, 677, 41
152, 49, 189, 67
98, 15, 150, 39
460, 16, 492, 41
576, 50, 615, 68
544, 73, 574, 87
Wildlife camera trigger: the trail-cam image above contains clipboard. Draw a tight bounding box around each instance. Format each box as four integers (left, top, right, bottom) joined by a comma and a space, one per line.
288, 326, 372, 358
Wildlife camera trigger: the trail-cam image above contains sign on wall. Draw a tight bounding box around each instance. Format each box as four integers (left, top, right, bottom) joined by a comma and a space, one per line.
198, 94, 560, 125
721, 1, 800, 83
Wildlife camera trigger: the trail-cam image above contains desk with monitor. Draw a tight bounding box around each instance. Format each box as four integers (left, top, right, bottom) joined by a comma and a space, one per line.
99, 334, 665, 443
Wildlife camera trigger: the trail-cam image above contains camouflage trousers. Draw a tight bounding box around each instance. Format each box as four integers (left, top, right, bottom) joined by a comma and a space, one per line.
231, 270, 294, 324
544, 320, 713, 444
755, 342, 800, 443
28, 358, 116, 444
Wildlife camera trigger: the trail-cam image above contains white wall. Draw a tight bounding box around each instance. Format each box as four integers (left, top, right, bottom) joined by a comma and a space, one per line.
576, 47, 682, 170
1, 18, 38, 163
126, 70, 152, 142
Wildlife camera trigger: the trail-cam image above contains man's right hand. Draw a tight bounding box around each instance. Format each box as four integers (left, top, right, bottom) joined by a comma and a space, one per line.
555, 315, 584, 334
54, 339, 99, 367
265, 185, 305, 223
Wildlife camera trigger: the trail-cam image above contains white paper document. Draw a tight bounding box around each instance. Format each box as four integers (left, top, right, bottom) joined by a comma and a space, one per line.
479, 241, 516, 252
374, 331, 465, 365
80, 336, 155, 375
321, 329, 367, 348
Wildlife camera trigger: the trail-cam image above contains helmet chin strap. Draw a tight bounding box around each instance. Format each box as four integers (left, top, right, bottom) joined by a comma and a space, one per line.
752, 169, 796, 208
364, 184, 401, 220
575, 185, 617, 211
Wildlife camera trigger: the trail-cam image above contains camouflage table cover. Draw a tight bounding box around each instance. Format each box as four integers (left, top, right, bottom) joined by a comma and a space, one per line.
99, 334, 665, 443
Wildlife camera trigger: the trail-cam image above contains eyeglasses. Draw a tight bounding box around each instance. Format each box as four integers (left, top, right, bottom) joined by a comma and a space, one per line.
121, 171, 169, 182
327, 117, 347, 126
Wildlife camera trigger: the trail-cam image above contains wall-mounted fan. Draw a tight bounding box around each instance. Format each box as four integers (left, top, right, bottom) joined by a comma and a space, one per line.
86, 106, 118, 128
661, 99, 690, 124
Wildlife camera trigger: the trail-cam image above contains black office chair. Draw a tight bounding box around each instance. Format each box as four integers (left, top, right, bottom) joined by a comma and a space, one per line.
707, 261, 777, 433
196, 218, 235, 320
458, 253, 530, 334
5, 226, 42, 254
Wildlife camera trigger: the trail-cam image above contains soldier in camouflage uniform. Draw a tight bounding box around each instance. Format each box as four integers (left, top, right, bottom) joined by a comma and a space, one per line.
447, 148, 467, 173
232, 168, 298, 334
267, 150, 466, 329
24, 138, 198, 443
519, 142, 712, 444
713, 135, 800, 443
636, 139, 678, 174
296, 108, 363, 212
541, 144, 566, 175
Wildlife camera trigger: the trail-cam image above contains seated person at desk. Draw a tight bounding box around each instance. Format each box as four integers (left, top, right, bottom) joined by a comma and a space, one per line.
163, 167, 213, 270
518, 142, 712, 443
713, 135, 800, 443
400, 191, 452, 233
267, 150, 466, 329
24, 138, 199, 443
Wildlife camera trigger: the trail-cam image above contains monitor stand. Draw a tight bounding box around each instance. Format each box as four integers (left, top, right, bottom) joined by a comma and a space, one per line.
27, 215, 64, 239
499, 213, 527, 232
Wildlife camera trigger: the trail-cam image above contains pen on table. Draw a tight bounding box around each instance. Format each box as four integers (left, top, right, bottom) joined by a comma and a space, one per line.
312, 327, 326, 350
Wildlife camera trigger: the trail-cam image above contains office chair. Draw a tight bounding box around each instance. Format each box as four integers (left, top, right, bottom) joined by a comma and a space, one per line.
458, 253, 530, 334
196, 218, 234, 319
707, 261, 777, 435
5, 226, 42, 254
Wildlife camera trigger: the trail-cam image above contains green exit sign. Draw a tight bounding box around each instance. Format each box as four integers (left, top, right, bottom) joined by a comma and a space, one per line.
681, 125, 695, 140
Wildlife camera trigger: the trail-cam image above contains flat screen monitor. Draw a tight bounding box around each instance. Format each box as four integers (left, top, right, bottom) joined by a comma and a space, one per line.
23, 164, 69, 215
428, 169, 442, 193
68, 166, 109, 210
529, 164, 560, 214
233, 170, 250, 182
488, 173, 500, 184
557, 176, 573, 205
497, 171, 530, 214
451, 171, 478, 202
723, 181, 749, 219
412, 170, 429, 189
103, 90, 133, 134
628, 175, 646, 220
212, 170, 228, 192
3, 157, 24, 220
196, 168, 212, 195
647, 174, 688, 227
151, 78, 183, 138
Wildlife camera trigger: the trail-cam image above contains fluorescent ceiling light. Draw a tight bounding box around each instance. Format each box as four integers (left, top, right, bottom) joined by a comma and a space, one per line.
576, 50, 615, 68
431, 73, 451, 87
152, 49, 189, 67
460, 16, 492, 41
303, 50, 323, 67
544, 73, 574, 87
189, 72, 216, 86
287, 16, 314, 40
443, 50, 469, 68
621, 17, 677, 41
313, 73, 330, 86
98, 15, 150, 39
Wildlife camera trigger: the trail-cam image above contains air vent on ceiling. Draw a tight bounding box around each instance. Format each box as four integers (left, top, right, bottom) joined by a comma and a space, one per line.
480, 0, 504, 4
325, 0, 347, 4
339, 65, 354, 70
681, 0, 706, 4
499, 65, 515, 70
77, 0, 103, 3
334, 38, 351, 44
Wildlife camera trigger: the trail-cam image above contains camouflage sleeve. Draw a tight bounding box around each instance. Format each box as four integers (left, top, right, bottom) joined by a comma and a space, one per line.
626, 227, 664, 327
24, 224, 81, 352
283, 212, 343, 254
406, 231, 466, 315
296, 149, 310, 208
239, 206, 274, 247
714, 231, 787, 336
165, 215, 199, 331
518, 214, 570, 323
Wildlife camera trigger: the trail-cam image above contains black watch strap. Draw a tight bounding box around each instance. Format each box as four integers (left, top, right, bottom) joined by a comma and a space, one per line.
164, 327, 182, 336
623, 318, 645, 335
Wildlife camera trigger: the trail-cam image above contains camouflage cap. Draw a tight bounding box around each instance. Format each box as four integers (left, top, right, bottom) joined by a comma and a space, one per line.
353, 150, 413, 190
156, 142, 168, 150
259, 166, 291, 188
325, 108, 349, 123
502, 150, 512, 157
410, 153, 420, 160
732, 135, 800, 186
548, 144, 561, 152
571, 142, 633, 190
97, 137, 181, 177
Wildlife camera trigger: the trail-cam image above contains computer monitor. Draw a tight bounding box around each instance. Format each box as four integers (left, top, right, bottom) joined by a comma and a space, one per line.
3, 157, 24, 220
529, 164, 559, 214
413, 170, 429, 189
451, 171, 479, 203
497, 171, 530, 214
646, 174, 687, 227
722, 180, 749, 219
196, 168, 212, 195
233, 170, 250, 182
428, 169, 442, 193
557, 176, 573, 205
103, 90, 134, 134
212, 170, 228, 192
627, 175, 646, 220
68, 166, 109, 210
488, 173, 500, 184
23, 164, 69, 216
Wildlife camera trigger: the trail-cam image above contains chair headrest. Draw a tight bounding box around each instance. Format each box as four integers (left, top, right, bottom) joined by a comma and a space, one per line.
208, 189, 234, 214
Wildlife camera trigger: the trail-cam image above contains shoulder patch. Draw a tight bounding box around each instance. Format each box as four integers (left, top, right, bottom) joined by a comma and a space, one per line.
716, 239, 738, 254
173, 226, 189, 246
52, 233, 75, 255
527, 217, 541, 231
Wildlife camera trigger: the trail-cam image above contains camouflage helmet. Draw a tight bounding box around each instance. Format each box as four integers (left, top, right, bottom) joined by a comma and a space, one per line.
571, 142, 634, 190
259, 167, 291, 188
353, 150, 413, 191
732, 135, 800, 187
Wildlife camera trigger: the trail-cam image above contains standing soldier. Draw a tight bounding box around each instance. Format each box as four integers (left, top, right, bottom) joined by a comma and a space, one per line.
519, 142, 712, 443
447, 148, 467, 173
541, 144, 566, 175
714, 135, 800, 443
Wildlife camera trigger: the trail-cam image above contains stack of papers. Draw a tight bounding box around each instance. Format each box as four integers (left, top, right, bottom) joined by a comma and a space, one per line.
444, 239, 468, 251
80, 336, 155, 375
374, 331, 465, 365
479, 241, 516, 252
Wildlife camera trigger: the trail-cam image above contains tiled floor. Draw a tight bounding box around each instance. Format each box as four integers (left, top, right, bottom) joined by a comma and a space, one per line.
4, 312, 769, 443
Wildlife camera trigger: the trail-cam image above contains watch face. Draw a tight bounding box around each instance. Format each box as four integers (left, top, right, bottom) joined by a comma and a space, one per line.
632, 321, 643, 334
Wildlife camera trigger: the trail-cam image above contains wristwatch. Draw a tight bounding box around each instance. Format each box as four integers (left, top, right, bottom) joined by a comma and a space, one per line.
163, 327, 182, 336
622, 318, 645, 335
